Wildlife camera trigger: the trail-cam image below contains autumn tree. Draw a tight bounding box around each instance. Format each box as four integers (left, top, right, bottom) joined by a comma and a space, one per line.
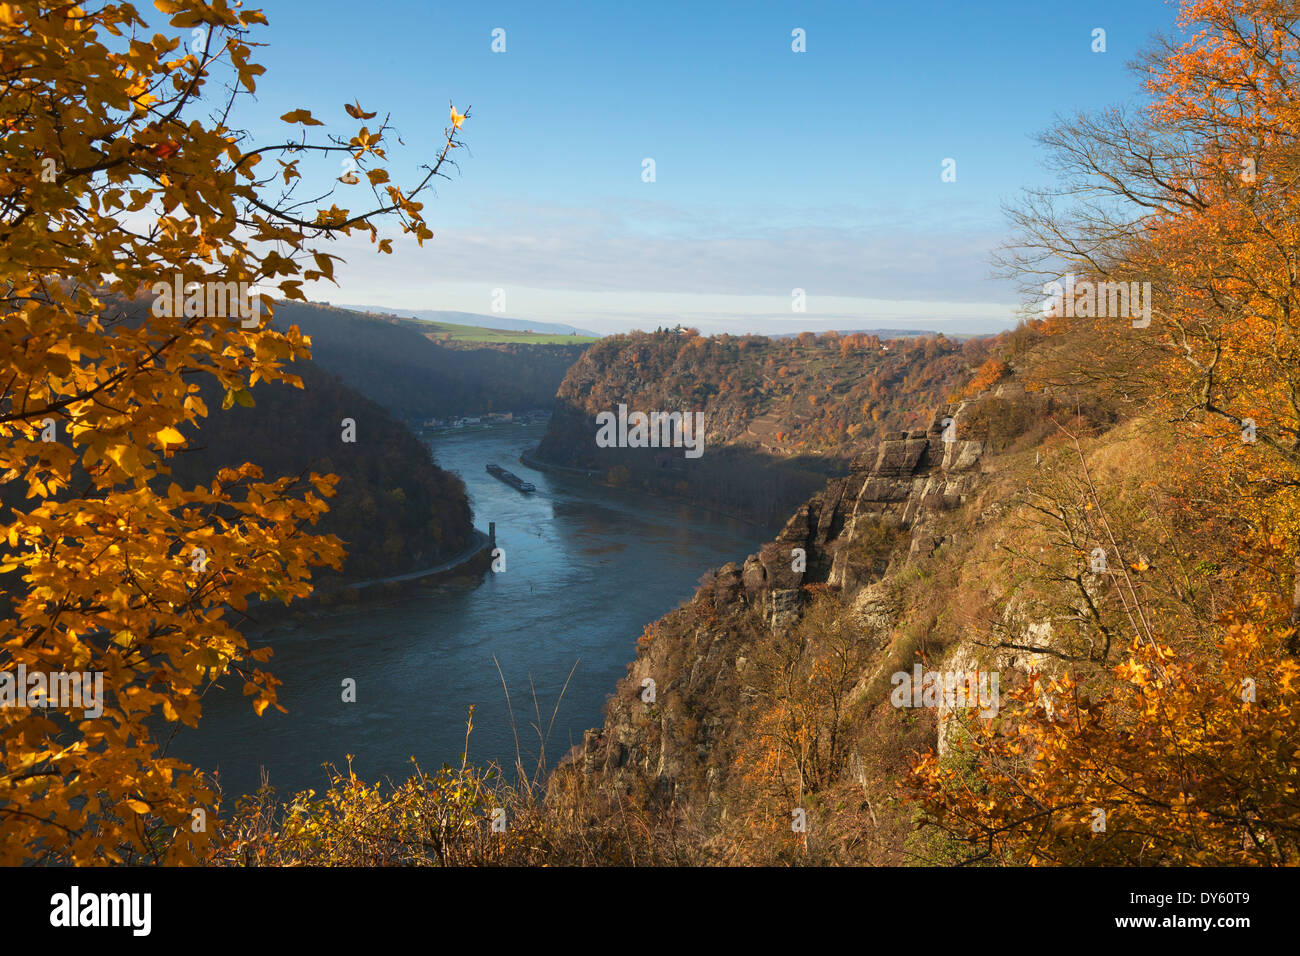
913, 0, 1300, 865
911, 596, 1300, 865
1001, 0, 1300, 583
0, 0, 467, 863
735, 588, 868, 826
963, 357, 1010, 396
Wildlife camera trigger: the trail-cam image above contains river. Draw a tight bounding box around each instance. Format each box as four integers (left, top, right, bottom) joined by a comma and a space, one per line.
173, 421, 770, 800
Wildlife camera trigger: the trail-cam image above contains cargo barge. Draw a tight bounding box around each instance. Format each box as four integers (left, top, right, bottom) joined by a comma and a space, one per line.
486, 463, 536, 493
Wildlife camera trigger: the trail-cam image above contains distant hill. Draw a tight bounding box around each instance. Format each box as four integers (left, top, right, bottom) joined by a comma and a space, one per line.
770, 328, 935, 340
393, 315, 599, 346
533, 329, 987, 525
269, 300, 589, 419
334, 305, 601, 340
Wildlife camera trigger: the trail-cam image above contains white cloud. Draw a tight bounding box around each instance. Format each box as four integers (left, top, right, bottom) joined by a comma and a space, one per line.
305, 195, 1020, 335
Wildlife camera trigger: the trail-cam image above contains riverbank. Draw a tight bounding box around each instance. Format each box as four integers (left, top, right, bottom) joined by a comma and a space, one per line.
519, 446, 599, 479
519, 445, 784, 532
346, 529, 493, 591
238, 528, 494, 629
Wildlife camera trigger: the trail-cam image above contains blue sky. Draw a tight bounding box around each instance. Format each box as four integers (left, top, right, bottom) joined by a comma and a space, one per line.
226, 0, 1183, 335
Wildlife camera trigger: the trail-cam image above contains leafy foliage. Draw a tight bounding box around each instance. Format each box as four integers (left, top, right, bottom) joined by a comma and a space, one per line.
911, 598, 1300, 865
0, 0, 466, 863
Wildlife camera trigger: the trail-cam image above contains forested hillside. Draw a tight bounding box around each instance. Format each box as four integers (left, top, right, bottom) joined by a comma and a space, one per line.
270, 301, 588, 419
534, 328, 1000, 525
556, 321, 1123, 863
167, 363, 474, 585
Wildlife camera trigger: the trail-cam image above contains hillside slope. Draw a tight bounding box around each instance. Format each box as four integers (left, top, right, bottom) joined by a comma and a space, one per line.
548, 325, 1248, 863
336, 306, 600, 339
532, 328, 991, 525
166, 362, 475, 587
270, 301, 587, 419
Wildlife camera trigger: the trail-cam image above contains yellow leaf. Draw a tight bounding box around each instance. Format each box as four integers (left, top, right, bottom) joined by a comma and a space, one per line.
280, 109, 324, 126
155, 426, 185, 447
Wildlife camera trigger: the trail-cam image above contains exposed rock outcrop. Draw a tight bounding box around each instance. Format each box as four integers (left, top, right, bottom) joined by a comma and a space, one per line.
569, 399, 992, 801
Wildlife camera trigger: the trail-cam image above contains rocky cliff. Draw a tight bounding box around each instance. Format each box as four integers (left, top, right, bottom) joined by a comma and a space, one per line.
555, 379, 1105, 862
576, 401, 971, 735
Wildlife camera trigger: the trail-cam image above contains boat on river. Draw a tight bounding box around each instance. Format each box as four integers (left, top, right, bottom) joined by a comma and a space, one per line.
486, 463, 536, 493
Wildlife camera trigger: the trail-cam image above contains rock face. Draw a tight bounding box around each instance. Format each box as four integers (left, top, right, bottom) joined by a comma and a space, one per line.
568, 400, 989, 802
736, 407, 984, 604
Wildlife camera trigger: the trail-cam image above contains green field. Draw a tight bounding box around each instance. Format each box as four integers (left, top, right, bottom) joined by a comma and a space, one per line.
394, 316, 599, 345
